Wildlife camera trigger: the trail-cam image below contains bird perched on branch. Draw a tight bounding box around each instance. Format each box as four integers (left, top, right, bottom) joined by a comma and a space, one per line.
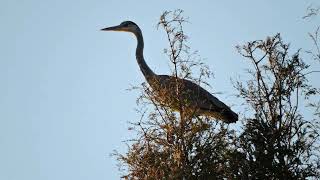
101, 21, 238, 123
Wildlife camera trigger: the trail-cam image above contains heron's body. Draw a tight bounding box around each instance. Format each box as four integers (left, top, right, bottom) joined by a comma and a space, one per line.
102, 21, 238, 123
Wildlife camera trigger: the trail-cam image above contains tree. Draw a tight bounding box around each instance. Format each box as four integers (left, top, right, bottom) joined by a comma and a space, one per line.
230, 34, 320, 179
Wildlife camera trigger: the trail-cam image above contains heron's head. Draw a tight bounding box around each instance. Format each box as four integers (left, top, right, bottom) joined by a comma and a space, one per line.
101, 21, 139, 33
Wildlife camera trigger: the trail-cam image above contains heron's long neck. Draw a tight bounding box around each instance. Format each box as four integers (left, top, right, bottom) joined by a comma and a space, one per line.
134, 29, 155, 81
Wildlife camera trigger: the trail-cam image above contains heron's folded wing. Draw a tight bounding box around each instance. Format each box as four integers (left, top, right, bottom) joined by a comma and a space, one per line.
183, 79, 230, 110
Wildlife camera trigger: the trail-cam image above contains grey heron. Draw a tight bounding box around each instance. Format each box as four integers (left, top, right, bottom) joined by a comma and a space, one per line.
101, 21, 238, 123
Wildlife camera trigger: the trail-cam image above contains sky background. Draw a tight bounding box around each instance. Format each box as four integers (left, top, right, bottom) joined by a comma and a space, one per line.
1, 0, 319, 179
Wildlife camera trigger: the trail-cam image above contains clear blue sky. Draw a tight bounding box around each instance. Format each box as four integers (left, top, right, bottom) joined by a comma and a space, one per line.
1, 0, 319, 179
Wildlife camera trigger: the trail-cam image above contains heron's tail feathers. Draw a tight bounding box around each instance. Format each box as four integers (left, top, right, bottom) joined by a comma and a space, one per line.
220, 109, 238, 123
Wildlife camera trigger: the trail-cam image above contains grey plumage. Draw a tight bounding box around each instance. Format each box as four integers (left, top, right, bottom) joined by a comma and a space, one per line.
101, 21, 238, 123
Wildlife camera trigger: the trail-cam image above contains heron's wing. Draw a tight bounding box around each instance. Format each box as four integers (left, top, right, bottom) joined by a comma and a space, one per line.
156, 75, 237, 123
157, 75, 230, 110
183, 78, 238, 123
181, 78, 230, 110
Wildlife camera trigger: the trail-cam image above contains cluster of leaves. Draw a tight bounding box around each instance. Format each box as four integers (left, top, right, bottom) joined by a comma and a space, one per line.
115, 10, 320, 179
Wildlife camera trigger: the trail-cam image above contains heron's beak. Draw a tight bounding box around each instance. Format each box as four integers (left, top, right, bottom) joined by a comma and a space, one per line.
100, 25, 122, 31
